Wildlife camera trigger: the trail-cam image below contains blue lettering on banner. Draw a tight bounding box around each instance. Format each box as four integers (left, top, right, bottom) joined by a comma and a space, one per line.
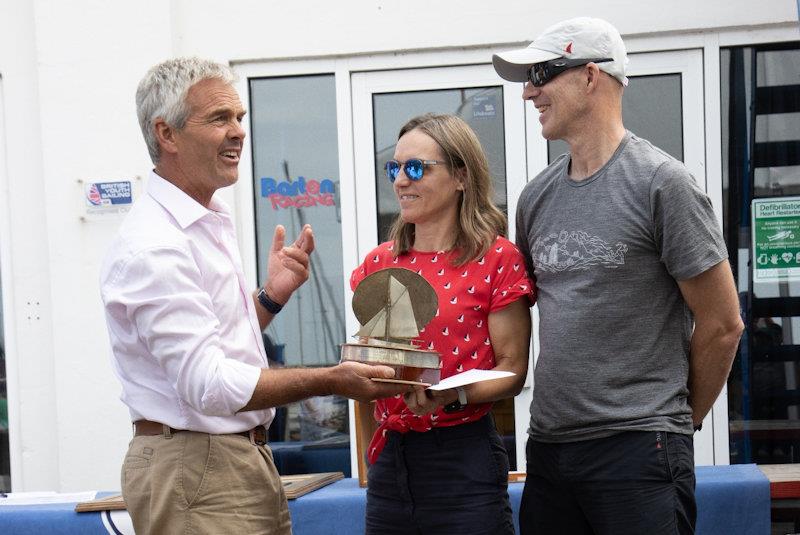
260, 177, 336, 210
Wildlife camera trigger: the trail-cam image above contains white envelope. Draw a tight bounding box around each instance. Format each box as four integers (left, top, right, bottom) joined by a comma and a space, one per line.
426, 369, 515, 391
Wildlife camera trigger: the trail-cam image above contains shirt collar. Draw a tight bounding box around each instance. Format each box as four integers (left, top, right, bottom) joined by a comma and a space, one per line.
147, 170, 231, 229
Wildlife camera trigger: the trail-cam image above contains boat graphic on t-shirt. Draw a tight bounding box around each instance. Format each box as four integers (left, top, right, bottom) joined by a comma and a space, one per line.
532, 230, 628, 272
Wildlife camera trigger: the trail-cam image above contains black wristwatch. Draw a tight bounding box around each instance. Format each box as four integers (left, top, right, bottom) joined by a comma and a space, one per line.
256, 287, 283, 314
443, 387, 467, 413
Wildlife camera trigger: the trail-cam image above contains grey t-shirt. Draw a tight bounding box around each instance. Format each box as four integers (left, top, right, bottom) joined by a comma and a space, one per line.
516, 131, 727, 442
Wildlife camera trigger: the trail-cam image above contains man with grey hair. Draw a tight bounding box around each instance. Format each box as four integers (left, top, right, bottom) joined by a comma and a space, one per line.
493, 18, 744, 534
100, 57, 409, 534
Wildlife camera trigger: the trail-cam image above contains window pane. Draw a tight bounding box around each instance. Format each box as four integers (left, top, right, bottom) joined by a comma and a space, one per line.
372, 86, 507, 242
722, 44, 800, 464
758, 50, 800, 86
756, 112, 800, 143
249, 75, 350, 474
549, 74, 684, 163
250, 74, 345, 367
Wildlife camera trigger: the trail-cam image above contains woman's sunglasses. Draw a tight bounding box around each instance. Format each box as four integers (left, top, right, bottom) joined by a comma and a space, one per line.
528, 57, 612, 87
385, 159, 446, 182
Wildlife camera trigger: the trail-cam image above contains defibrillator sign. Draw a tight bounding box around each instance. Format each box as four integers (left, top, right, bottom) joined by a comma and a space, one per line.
752, 196, 800, 282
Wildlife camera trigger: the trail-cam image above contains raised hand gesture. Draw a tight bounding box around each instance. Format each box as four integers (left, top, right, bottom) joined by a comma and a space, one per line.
263, 224, 315, 304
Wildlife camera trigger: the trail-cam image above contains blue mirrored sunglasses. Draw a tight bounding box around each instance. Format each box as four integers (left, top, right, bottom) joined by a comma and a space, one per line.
385, 159, 446, 183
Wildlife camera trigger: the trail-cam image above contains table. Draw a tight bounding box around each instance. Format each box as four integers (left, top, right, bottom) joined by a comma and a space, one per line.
693, 465, 770, 534
757, 464, 800, 531
0, 464, 769, 534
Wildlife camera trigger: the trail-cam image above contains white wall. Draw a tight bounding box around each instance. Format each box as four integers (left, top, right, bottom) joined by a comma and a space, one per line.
0, 0, 796, 491
169, 0, 798, 60
0, 0, 174, 491
0, 0, 58, 492
33, 0, 177, 492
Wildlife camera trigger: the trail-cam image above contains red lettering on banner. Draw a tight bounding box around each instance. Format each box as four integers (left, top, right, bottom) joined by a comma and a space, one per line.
269, 193, 335, 210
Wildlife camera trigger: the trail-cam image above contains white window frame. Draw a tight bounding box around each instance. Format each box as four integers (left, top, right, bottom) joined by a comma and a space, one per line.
230, 23, 799, 475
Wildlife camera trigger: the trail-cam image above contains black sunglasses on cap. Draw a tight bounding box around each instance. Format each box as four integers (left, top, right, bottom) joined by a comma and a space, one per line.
528, 57, 612, 87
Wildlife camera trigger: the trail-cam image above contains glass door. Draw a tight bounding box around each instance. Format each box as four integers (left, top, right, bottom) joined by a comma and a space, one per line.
722, 43, 800, 466
351, 64, 530, 470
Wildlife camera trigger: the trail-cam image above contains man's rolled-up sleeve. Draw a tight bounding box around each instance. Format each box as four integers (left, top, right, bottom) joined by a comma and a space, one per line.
104, 245, 261, 416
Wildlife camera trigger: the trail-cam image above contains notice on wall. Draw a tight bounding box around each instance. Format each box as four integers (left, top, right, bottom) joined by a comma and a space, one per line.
80, 178, 140, 220
752, 196, 800, 283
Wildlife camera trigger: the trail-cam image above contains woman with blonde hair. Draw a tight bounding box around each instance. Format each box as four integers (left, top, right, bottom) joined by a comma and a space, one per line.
351, 113, 534, 534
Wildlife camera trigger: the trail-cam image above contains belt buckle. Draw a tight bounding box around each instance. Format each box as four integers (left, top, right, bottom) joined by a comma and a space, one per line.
249, 426, 267, 446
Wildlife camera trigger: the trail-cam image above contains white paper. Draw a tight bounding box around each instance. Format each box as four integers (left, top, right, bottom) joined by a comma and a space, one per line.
427, 369, 515, 391
0, 490, 97, 505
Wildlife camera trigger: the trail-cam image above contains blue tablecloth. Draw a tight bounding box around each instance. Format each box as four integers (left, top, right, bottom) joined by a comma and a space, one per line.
0, 464, 770, 534
270, 440, 351, 477
694, 464, 770, 534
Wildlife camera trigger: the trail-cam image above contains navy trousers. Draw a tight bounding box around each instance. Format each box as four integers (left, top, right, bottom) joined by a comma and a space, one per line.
520, 431, 697, 535
365, 415, 515, 535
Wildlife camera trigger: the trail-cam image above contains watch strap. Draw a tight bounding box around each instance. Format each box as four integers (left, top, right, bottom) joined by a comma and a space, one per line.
443, 387, 467, 413
456, 386, 467, 405
257, 288, 284, 314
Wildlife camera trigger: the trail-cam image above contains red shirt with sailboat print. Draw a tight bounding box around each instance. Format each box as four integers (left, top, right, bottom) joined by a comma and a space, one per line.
350, 236, 534, 463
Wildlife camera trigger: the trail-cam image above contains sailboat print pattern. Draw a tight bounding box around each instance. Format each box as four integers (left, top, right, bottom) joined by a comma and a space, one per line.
533, 230, 628, 272
351, 236, 535, 463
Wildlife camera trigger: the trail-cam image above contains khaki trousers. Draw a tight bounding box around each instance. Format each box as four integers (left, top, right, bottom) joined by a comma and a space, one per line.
121, 430, 291, 535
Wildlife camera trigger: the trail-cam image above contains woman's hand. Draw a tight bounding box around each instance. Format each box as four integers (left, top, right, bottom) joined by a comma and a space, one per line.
403, 386, 458, 416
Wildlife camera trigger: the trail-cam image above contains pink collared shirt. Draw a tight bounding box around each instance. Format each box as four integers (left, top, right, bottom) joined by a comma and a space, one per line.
100, 171, 273, 433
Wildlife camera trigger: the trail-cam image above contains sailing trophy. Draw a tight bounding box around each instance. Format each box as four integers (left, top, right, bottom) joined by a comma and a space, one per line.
340, 267, 441, 385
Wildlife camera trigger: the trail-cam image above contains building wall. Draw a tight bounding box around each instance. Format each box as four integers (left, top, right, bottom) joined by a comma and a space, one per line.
0, 0, 796, 491
0, 0, 173, 491
173, 0, 796, 60
0, 0, 58, 492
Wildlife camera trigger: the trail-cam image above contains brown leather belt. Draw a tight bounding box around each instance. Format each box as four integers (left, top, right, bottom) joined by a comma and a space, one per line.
133, 419, 267, 446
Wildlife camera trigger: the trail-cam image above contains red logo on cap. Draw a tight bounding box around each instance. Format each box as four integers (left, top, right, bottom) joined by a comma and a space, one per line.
565, 42, 573, 54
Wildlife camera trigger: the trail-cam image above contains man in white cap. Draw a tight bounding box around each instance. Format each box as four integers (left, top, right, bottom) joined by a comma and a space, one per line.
493, 17, 743, 534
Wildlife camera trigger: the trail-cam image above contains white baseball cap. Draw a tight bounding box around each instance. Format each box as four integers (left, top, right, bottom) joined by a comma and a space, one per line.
493, 17, 629, 86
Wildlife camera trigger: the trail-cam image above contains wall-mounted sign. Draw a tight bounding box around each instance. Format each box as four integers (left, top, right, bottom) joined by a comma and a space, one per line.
752, 196, 800, 283
260, 176, 336, 210
80, 178, 137, 220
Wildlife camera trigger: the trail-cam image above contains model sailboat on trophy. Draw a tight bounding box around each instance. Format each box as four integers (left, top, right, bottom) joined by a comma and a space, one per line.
340, 267, 441, 385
